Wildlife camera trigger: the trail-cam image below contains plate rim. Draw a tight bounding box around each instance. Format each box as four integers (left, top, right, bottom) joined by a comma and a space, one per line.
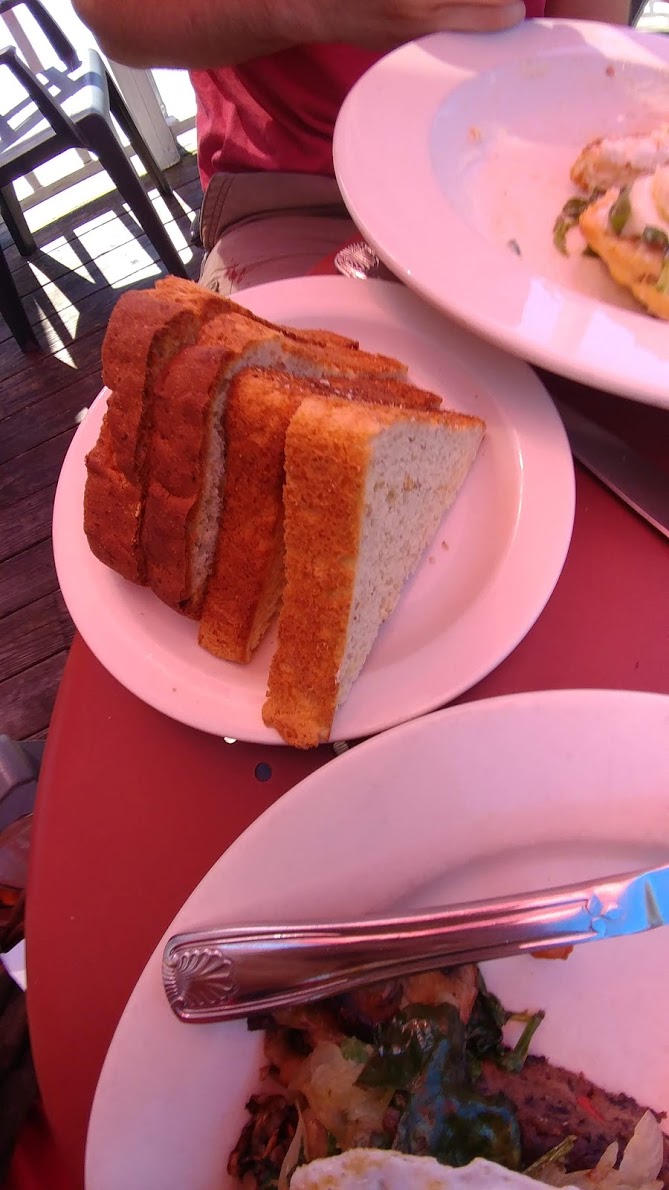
85, 686, 669, 1189
333, 19, 669, 410
54, 275, 575, 744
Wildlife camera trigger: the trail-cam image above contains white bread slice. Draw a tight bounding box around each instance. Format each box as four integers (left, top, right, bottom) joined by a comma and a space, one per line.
198, 310, 408, 382
141, 345, 239, 617
198, 367, 446, 663
138, 313, 410, 619
262, 397, 485, 748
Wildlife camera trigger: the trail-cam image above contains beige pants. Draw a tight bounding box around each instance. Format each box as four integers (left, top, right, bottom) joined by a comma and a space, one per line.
197, 171, 357, 295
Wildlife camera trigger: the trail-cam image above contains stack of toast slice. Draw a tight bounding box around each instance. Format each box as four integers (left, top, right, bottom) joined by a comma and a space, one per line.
83, 277, 485, 747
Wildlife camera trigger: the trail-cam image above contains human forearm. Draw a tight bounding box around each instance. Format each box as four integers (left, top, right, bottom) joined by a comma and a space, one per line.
71, 0, 318, 68
544, 0, 631, 22
73, 0, 525, 69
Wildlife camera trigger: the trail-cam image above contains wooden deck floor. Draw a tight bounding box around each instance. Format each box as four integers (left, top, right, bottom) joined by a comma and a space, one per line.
0, 152, 203, 740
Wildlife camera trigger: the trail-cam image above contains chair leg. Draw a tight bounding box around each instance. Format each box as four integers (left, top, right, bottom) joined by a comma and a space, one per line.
0, 246, 39, 352
107, 76, 174, 198
0, 185, 37, 257
82, 114, 188, 278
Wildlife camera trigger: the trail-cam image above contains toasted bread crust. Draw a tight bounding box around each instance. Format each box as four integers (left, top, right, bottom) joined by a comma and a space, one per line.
154, 275, 359, 350
101, 293, 201, 481
262, 399, 482, 748
198, 374, 302, 664
141, 345, 236, 615
84, 413, 144, 582
198, 367, 451, 666
262, 399, 374, 747
87, 292, 215, 583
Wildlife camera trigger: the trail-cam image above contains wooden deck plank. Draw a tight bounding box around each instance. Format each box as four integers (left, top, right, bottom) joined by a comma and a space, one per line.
1, 374, 100, 464
0, 485, 57, 564
0, 652, 70, 740
0, 429, 75, 507
0, 591, 74, 681
0, 366, 101, 429
0, 153, 201, 268
10, 178, 202, 302
0, 220, 201, 350
0, 540, 59, 619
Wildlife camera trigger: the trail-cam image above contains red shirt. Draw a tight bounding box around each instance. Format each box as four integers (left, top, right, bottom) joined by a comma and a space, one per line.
192, 6, 547, 188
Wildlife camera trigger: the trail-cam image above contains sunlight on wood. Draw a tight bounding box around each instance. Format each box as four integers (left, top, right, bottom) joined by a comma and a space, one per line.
111, 262, 162, 289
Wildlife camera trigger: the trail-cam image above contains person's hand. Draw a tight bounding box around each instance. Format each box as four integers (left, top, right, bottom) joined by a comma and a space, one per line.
292, 0, 526, 49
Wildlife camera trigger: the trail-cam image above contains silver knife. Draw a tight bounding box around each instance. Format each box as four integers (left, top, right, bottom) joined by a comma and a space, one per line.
162, 861, 669, 1024
553, 399, 669, 540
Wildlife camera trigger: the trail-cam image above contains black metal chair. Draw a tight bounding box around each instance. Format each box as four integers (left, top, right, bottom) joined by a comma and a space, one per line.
0, 0, 188, 349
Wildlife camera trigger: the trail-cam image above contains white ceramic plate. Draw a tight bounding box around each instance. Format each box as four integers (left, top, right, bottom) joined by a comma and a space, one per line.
53, 275, 574, 744
334, 20, 669, 409
85, 688, 669, 1190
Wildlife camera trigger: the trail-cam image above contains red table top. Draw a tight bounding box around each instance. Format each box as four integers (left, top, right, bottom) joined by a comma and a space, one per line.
20, 270, 669, 1188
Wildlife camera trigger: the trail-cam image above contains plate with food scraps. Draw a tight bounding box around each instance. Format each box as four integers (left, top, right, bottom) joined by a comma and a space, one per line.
85, 687, 669, 1190
53, 275, 573, 746
334, 20, 669, 410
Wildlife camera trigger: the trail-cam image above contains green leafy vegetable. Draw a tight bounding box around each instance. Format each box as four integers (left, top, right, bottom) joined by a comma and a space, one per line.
553, 197, 590, 255
326, 1132, 340, 1158
340, 1037, 371, 1065
609, 188, 631, 235
393, 1081, 522, 1169
583, 245, 599, 257
642, 226, 669, 250
524, 1135, 577, 1179
466, 973, 544, 1078
507, 239, 522, 256
357, 1003, 466, 1091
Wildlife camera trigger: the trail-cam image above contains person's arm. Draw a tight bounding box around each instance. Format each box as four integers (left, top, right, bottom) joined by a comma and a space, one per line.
72, 0, 525, 69
71, 0, 317, 68
544, 0, 631, 22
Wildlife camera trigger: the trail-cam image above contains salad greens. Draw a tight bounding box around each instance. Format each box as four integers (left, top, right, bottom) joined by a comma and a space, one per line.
347, 981, 543, 1172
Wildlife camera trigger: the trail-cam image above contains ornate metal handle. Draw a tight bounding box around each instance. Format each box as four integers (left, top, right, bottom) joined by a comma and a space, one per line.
161, 863, 657, 1024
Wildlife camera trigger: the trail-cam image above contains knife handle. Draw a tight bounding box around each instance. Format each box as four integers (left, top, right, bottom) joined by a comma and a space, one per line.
162, 891, 600, 1024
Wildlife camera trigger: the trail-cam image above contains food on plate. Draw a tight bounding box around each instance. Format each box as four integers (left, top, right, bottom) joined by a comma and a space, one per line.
290, 1152, 553, 1190
83, 278, 485, 745
262, 398, 484, 748
570, 125, 669, 195
84, 291, 205, 583
228, 966, 668, 1190
578, 182, 669, 320
198, 368, 442, 666
554, 126, 669, 318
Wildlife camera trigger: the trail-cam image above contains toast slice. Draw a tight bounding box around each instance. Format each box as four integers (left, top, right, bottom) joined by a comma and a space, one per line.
83, 413, 146, 581
198, 368, 445, 663
101, 290, 205, 481
142, 341, 284, 617
579, 190, 669, 319
154, 275, 359, 351
84, 292, 208, 583
198, 311, 408, 382
262, 398, 485, 748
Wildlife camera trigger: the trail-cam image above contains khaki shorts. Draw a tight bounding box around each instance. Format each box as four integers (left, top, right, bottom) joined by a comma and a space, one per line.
197, 171, 358, 294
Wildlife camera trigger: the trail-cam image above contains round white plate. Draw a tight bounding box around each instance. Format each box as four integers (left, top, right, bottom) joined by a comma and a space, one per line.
85, 688, 669, 1190
334, 20, 669, 409
53, 275, 574, 744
